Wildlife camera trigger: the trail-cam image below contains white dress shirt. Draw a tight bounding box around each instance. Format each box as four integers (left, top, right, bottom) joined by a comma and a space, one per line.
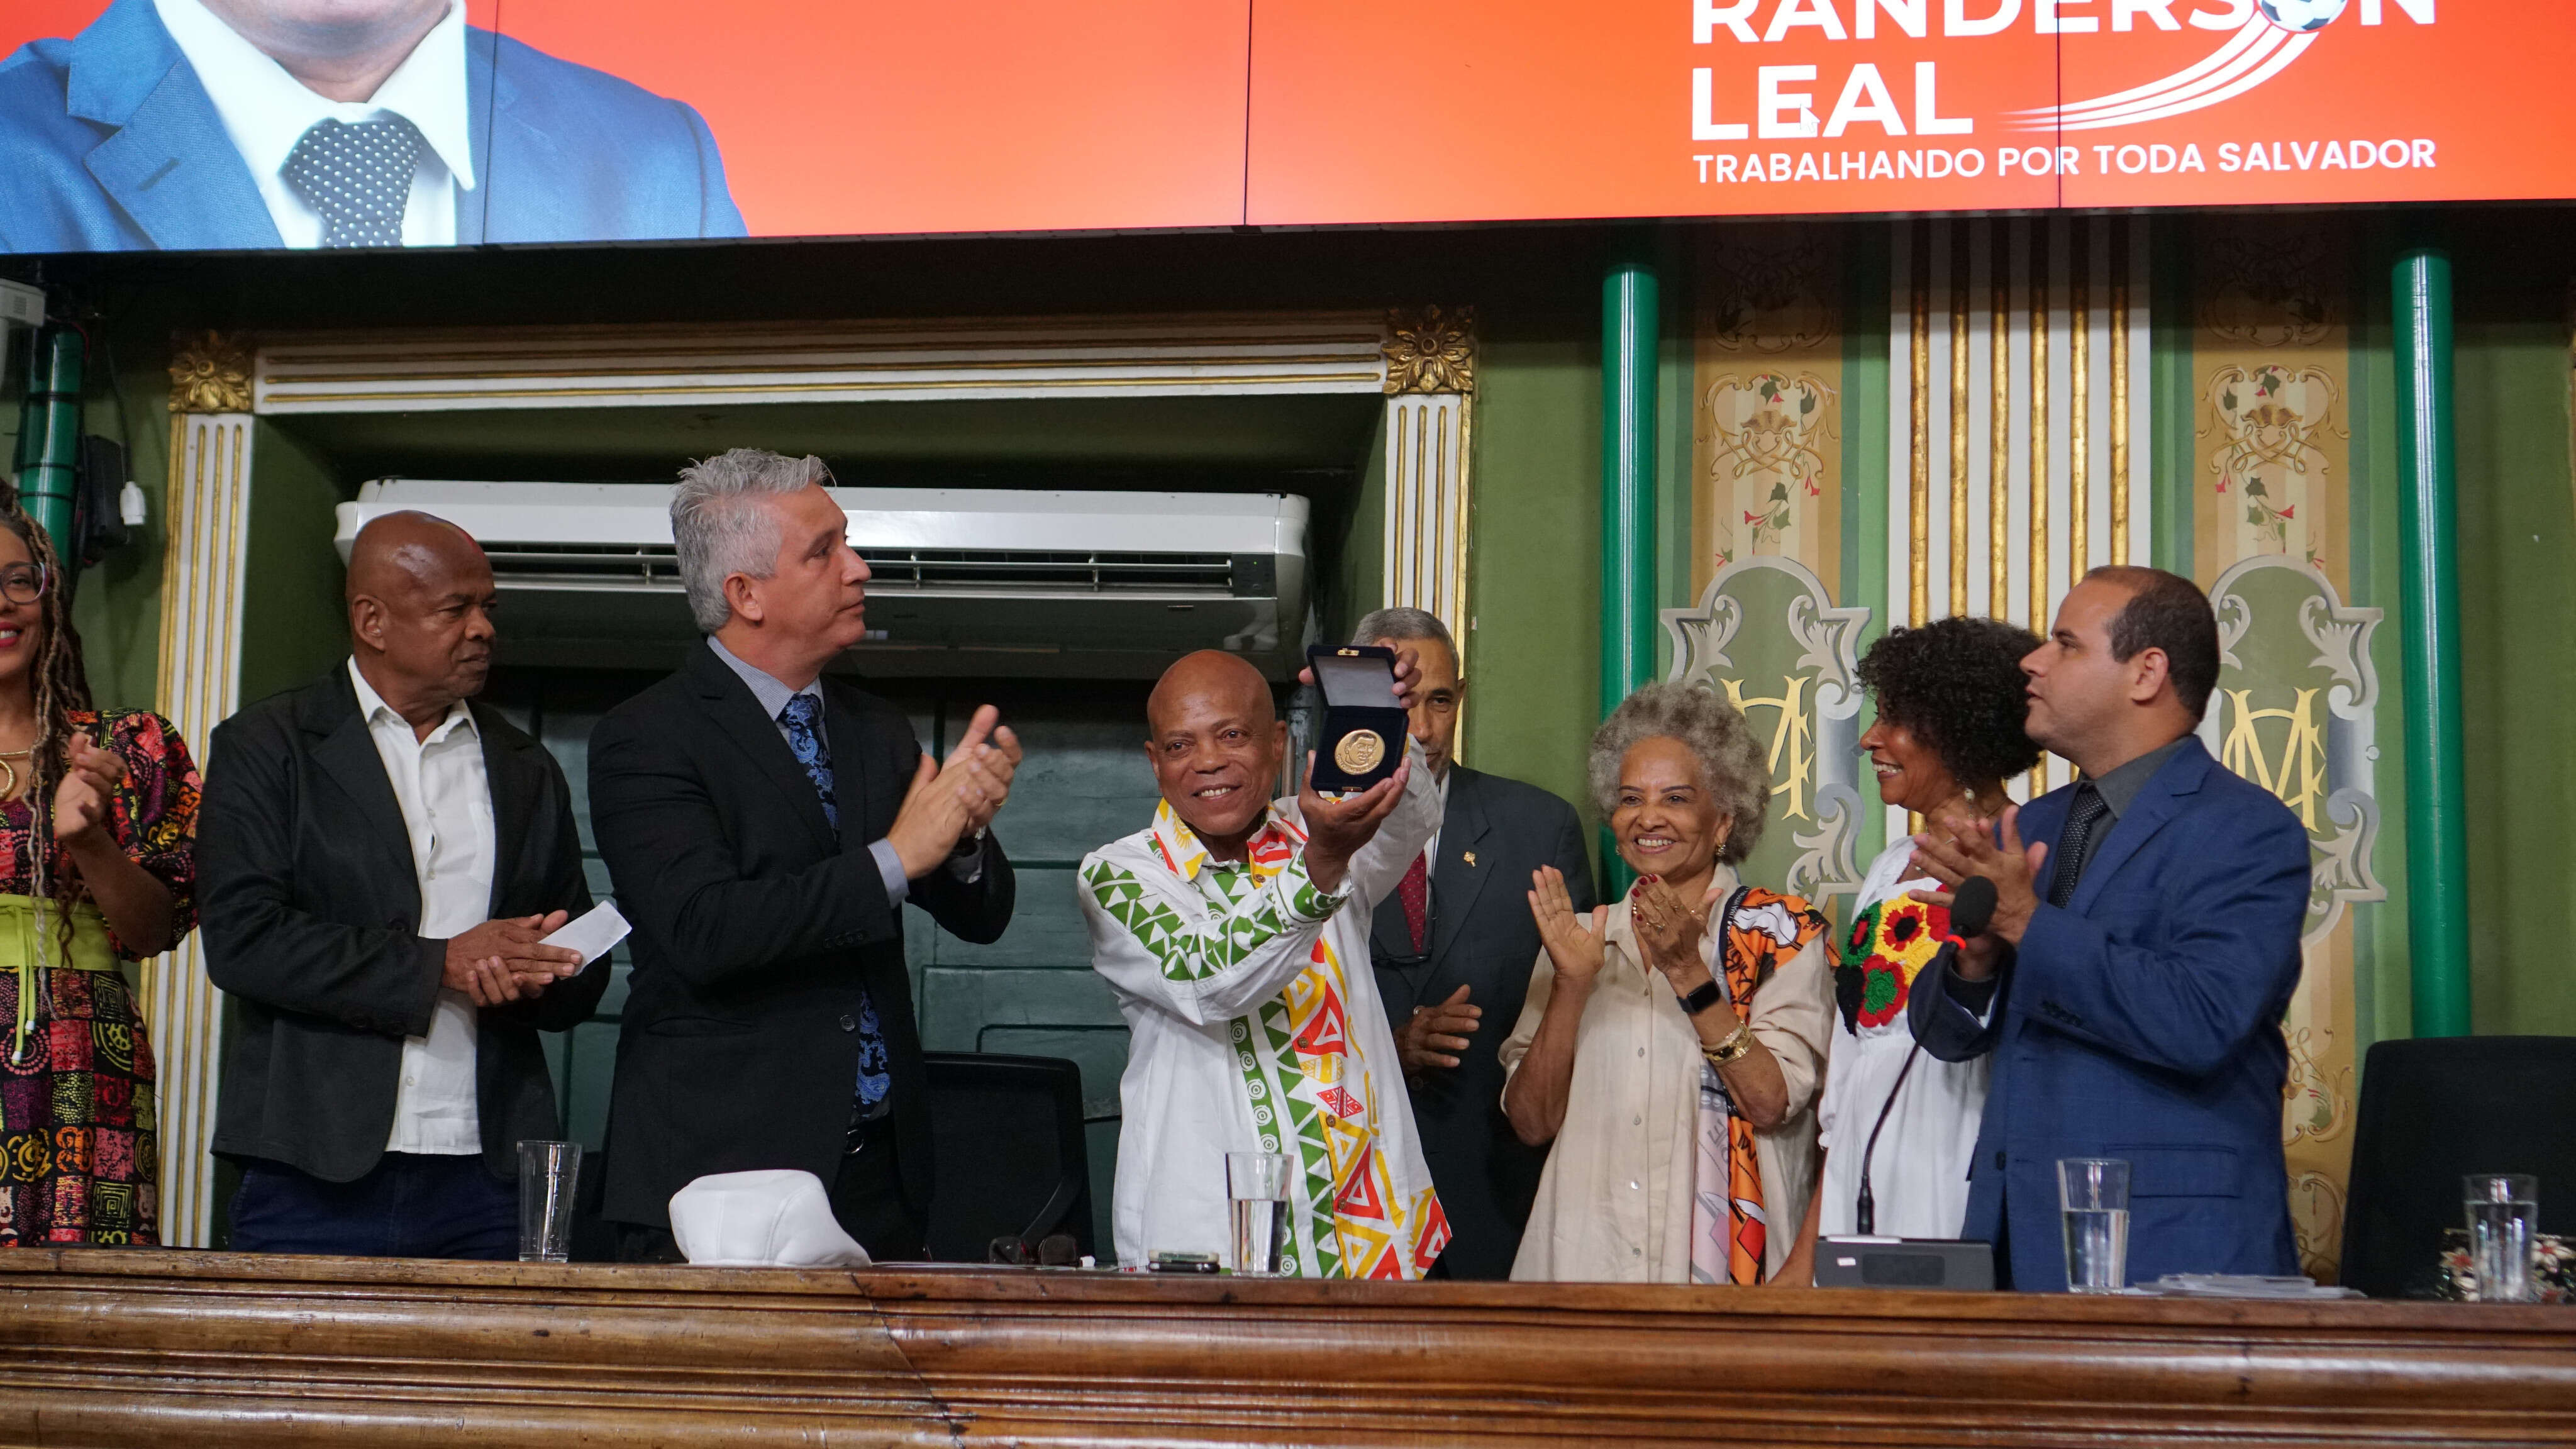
153, 0, 477, 247
350, 660, 496, 1155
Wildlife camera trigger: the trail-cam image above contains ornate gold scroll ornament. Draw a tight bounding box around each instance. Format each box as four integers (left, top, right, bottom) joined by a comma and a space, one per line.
167, 331, 253, 414
1382, 306, 1475, 396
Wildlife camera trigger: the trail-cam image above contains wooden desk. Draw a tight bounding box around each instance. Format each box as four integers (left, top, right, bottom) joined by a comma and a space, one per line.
1, 1250, 2570, 1446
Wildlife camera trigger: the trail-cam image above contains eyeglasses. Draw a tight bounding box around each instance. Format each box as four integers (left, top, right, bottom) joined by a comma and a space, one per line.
0, 564, 45, 607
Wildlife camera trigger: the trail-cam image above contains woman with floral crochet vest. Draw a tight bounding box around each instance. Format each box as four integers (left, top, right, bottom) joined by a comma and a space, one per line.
0, 506, 199, 1247
1774, 615, 2042, 1287
1501, 683, 1832, 1284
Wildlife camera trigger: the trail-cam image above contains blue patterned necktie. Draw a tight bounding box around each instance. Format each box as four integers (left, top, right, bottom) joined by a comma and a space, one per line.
778, 694, 889, 1112
280, 116, 426, 248
2048, 784, 2112, 909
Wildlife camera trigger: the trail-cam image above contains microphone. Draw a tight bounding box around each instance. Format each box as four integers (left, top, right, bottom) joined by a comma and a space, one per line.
1855, 875, 1996, 1236
1949, 874, 1999, 940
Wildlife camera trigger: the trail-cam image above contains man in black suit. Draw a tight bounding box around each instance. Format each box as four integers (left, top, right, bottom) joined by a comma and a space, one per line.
201, 512, 604, 1258
1355, 608, 1593, 1280
590, 448, 1018, 1262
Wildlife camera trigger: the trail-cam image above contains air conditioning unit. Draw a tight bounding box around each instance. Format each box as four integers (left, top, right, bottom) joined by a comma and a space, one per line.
331, 480, 1311, 679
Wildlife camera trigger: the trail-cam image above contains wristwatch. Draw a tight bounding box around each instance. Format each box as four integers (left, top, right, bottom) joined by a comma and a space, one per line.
1679, 978, 1724, 1017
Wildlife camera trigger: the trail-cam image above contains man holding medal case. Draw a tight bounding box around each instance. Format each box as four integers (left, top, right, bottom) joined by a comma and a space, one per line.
1079, 643, 1452, 1277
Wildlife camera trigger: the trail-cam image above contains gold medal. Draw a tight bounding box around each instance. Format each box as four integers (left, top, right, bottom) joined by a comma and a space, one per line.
1332, 729, 1385, 775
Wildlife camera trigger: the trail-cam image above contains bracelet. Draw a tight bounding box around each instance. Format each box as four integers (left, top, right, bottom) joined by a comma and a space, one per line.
1700, 1019, 1755, 1069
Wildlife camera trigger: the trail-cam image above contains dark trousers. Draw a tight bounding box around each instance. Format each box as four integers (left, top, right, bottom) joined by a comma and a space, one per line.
615, 1130, 926, 1264
229, 1153, 516, 1260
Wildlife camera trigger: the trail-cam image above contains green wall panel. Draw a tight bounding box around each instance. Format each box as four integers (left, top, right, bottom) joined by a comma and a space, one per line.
1462, 328, 1602, 865
2453, 306, 2576, 1038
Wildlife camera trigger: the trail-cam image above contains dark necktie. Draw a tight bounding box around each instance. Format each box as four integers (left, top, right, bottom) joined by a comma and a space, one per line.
281, 115, 427, 248
1397, 852, 1431, 955
2047, 784, 2113, 909
779, 695, 889, 1114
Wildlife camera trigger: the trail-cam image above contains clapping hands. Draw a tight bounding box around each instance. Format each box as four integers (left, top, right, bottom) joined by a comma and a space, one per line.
887, 705, 1021, 879
1527, 865, 1607, 986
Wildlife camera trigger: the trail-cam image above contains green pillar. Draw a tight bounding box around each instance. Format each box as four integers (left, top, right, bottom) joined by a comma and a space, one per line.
9, 325, 83, 553
1599, 235, 1660, 895
2392, 244, 2471, 1038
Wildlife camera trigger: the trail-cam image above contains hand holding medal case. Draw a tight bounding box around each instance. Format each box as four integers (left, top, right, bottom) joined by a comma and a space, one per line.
1306, 644, 1407, 793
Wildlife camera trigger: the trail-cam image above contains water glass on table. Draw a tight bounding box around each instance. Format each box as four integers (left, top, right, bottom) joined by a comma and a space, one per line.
2058, 1157, 2131, 1293
2465, 1174, 2540, 1303
518, 1140, 584, 1263
1226, 1150, 1291, 1275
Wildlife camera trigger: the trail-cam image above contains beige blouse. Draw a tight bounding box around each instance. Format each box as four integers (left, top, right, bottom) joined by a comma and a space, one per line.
1499, 865, 1834, 1284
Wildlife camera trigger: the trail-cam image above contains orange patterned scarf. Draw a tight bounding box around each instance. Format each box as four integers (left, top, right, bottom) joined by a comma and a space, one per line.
1690, 886, 1828, 1285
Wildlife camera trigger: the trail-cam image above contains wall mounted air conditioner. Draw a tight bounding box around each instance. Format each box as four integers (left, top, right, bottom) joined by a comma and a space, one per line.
331, 480, 1311, 679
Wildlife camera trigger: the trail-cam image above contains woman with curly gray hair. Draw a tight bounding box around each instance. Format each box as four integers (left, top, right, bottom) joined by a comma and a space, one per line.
1499, 683, 1835, 1284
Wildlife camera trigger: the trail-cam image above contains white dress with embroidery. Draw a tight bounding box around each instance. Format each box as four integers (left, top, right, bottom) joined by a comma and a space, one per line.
1079, 740, 1446, 1277
1810, 836, 1993, 1244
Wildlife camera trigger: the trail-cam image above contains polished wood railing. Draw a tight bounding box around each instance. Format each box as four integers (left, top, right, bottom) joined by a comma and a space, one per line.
2, 1250, 2571, 1445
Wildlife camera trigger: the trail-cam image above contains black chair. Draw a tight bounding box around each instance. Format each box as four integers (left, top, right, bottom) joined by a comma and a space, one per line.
921, 1052, 1094, 1263
2339, 1036, 2576, 1298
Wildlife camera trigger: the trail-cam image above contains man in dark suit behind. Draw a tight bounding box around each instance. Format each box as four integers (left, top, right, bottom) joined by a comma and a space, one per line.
1909, 566, 2311, 1291
200, 512, 603, 1258
1355, 608, 1593, 1280
590, 448, 1018, 1262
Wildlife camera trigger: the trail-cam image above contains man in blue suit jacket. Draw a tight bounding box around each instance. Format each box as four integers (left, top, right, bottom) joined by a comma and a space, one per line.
1, 0, 744, 252
1909, 565, 2311, 1291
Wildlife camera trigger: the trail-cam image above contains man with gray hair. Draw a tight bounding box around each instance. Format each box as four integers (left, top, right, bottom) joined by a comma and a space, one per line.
589, 448, 1019, 1262
1353, 606, 1592, 1279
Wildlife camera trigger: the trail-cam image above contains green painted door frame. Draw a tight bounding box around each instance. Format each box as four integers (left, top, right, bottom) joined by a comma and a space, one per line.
2392, 242, 2471, 1038
1600, 234, 1660, 896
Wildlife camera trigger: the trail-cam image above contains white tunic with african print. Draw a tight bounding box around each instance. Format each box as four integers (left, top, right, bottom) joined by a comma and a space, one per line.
1079, 742, 1446, 1277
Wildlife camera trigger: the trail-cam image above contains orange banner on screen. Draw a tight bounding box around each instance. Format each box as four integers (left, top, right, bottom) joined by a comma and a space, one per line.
1248, 0, 2576, 221
1, 0, 2568, 253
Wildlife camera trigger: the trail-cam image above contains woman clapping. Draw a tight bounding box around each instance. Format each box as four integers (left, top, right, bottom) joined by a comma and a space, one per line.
1499, 684, 1832, 1284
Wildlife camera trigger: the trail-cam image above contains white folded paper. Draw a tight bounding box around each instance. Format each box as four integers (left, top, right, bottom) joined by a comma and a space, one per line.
540, 899, 631, 966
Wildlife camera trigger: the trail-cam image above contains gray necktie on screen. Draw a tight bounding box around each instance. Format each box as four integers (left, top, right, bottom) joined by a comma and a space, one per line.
281, 116, 427, 248
2046, 783, 2112, 909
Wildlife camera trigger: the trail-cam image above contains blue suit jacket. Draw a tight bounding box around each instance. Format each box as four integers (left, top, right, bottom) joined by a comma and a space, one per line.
0, 0, 745, 252
1910, 736, 2311, 1290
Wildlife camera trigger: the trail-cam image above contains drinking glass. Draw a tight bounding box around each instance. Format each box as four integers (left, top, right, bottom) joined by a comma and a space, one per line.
1226, 1150, 1292, 1275
2464, 1174, 2540, 1304
517, 1140, 584, 1263
2058, 1158, 2131, 1293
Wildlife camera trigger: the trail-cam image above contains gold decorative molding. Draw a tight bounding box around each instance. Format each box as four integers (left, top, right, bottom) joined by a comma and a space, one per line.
2070, 218, 2091, 580
2111, 222, 2133, 567
1948, 236, 1970, 619
167, 331, 253, 414
1381, 306, 1475, 396
1907, 226, 1930, 629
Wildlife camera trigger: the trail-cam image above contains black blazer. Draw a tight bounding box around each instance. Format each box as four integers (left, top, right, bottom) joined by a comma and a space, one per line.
199, 667, 605, 1184
1370, 764, 1592, 1280
587, 642, 1014, 1231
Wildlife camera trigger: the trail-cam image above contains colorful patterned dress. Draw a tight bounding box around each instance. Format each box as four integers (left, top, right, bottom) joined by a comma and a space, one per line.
0, 710, 200, 1248
1079, 747, 1447, 1277
1810, 835, 1990, 1243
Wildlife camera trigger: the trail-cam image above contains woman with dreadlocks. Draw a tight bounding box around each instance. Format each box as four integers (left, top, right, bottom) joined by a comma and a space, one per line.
0, 505, 198, 1247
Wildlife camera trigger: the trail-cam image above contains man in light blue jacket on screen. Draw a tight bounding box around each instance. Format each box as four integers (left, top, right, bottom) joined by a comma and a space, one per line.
1907, 565, 2312, 1292
0, 0, 745, 252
